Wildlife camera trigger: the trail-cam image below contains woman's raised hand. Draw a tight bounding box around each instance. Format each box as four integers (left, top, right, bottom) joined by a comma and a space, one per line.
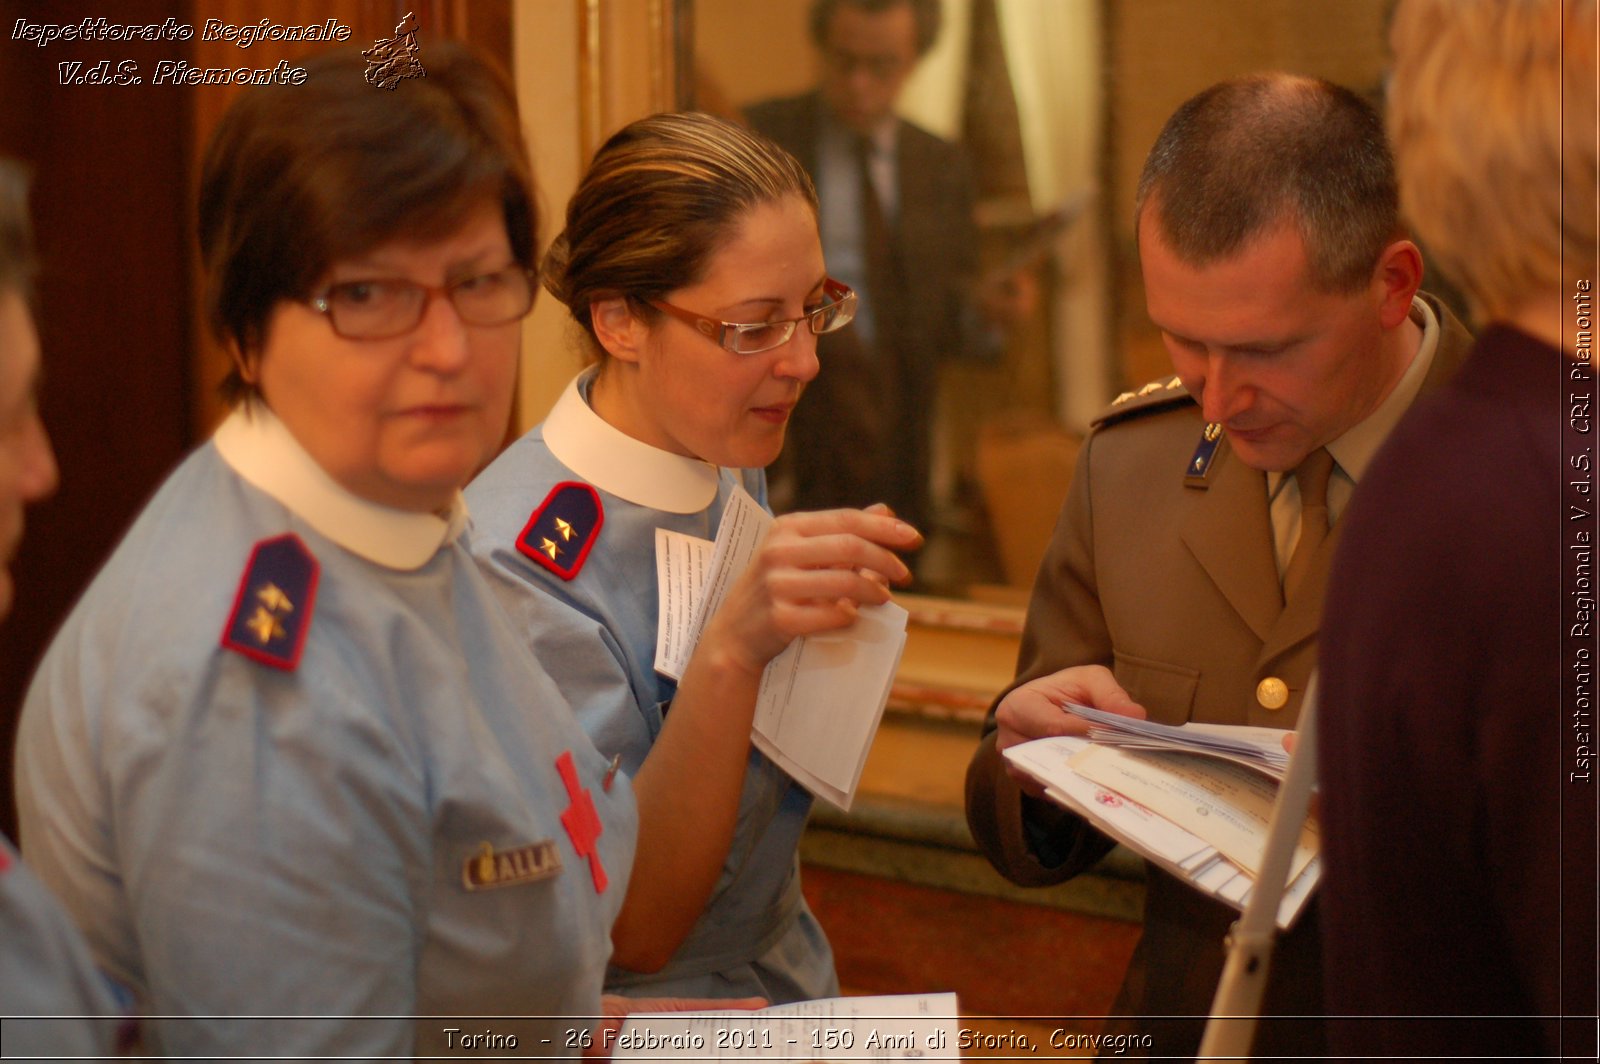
700, 503, 922, 676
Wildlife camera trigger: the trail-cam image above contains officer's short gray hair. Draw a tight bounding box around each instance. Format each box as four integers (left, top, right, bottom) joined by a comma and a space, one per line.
1135, 74, 1400, 294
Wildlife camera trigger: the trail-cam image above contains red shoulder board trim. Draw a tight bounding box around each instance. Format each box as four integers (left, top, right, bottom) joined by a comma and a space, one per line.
219, 533, 320, 671
516, 481, 604, 582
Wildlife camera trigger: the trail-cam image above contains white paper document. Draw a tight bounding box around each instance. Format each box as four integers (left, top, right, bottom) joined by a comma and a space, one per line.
1068, 744, 1318, 879
651, 485, 909, 810
654, 488, 774, 682
653, 528, 715, 677
751, 598, 908, 809
1063, 702, 1292, 779
609, 992, 960, 1061
1004, 735, 1320, 929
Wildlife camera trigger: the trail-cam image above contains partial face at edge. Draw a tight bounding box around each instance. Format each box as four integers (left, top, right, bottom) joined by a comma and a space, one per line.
0, 289, 59, 620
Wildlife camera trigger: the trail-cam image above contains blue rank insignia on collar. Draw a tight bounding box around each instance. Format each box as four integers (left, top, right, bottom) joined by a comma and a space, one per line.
220, 533, 320, 671
1186, 422, 1226, 486
517, 481, 604, 581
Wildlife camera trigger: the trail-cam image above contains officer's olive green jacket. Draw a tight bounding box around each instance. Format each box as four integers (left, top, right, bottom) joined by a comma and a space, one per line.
964, 294, 1475, 1055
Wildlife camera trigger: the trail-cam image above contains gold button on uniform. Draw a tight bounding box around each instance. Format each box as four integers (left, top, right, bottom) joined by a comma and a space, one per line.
1256, 676, 1289, 710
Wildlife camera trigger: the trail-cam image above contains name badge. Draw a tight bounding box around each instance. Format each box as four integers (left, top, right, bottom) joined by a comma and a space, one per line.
462, 840, 563, 891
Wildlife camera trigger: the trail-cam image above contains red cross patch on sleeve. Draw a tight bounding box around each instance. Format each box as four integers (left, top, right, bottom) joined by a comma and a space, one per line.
555, 749, 608, 894
516, 482, 603, 581
220, 534, 320, 671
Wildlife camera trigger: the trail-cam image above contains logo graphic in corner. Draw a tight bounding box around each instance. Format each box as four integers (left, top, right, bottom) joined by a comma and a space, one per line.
363, 11, 425, 89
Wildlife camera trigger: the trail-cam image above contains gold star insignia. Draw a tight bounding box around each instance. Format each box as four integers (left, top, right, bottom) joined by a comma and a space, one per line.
246, 606, 286, 644
540, 537, 561, 560
257, 583, 294, 614
554, 517, 576, 541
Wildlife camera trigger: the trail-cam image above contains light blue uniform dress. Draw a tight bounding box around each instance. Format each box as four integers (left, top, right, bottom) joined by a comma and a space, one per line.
15, 407, 637, 1059
466, 369, 838, 1003
0, 835, 123, 1055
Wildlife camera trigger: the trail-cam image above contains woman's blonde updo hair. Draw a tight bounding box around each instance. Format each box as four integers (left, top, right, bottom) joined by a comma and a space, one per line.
542, 111, 817, 353
1388, 0, 1596, 323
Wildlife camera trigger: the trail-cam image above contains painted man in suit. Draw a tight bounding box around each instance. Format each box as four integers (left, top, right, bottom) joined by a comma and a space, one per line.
964, 74, 1474, 1059
746, 0, 990, 540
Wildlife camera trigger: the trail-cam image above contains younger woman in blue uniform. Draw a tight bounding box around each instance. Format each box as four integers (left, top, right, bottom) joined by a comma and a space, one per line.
15, 47, 637, 1057
467, 112, 922, 1002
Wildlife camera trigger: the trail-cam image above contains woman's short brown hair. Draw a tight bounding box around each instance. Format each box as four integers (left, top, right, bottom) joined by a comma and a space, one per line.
542, 111, 816, 355
200, 41, 537, 404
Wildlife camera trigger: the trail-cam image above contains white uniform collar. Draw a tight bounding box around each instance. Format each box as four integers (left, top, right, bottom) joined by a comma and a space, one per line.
542, 369, 721, 514
214, 404, 467, 571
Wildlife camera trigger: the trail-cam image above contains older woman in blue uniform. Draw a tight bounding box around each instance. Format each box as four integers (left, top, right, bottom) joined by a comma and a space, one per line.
467, 112, 922, 1003
14, 47, 636, 1057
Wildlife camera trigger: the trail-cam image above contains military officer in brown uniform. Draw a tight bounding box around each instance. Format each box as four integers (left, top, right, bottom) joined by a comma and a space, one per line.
964, 74, 1474, 1059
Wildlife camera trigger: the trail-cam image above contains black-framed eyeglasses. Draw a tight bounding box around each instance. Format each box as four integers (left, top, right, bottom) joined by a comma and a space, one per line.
309, 265, 536, 341
648, 278, 858, 355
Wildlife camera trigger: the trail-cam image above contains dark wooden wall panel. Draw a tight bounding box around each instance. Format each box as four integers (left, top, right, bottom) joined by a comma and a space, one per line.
0, 0, 195, 841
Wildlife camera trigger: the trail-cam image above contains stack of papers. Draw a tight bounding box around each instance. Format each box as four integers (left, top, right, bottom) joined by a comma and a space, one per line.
1062, 702, 1291, 780
1003, 729, 1319, 929
652, 486, 907, 810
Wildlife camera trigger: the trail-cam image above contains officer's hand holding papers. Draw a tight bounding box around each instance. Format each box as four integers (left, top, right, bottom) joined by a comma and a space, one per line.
653, 485, 909, 810
1064, 702, 1292, 779
1002, 702, 1321, 930
993, 664, 1148, 795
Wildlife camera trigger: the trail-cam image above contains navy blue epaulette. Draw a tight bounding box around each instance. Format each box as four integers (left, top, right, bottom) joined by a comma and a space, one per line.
517, 482, 604, 581
1090, 375, 1194, 429
1091, 376, 1225, 484
220, 533, 319, 670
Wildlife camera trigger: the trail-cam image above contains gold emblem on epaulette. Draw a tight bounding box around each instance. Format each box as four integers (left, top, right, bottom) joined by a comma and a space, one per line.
518, 482, 605, 581
1186, 422, 1226, 484
1113, 390, 1136, 405
462, 840, 563, 891
220, 534, 319, 671
245, 606, 287, 644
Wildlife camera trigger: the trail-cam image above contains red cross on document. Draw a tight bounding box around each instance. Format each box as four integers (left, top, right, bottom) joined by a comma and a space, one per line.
556, 750, 607, 893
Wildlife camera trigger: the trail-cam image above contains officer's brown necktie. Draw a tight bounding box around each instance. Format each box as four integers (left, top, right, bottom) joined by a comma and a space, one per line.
1282, 446, 1334, 601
